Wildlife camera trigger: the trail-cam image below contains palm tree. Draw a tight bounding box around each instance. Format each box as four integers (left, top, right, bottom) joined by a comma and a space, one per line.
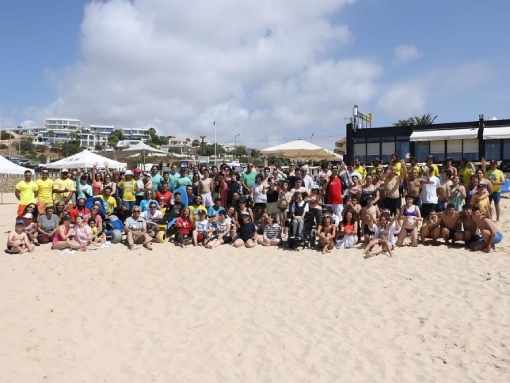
200, 135, 206, 156
413, 114, 437, 125
393, 118, 414, 127
192, 139, 200, 155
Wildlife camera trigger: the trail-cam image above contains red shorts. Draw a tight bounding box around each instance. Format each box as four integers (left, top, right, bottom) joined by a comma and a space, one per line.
197, 233, 207, 242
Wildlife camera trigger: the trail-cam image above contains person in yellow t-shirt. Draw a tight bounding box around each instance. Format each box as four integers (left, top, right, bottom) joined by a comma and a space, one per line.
35, 170, 55, 214
407, 156, 421, 175
15, 170, 39, 215
390, 154, 402, 176
369, 158, 381, 177
53, 169, 75, 208
99, 186, 117, 216
353, 157, 367, 180
459, 159, 475, 186
117, 170, 137, 212
425, 155, 440, 177
485, 160, 506, 221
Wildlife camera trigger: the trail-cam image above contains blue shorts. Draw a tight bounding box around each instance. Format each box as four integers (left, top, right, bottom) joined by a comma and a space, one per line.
476, 232, 503, 245
489, 192, 501, 204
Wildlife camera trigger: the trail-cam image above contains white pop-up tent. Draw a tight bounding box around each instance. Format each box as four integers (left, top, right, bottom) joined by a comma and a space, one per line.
0, 155, 34, 175
45, 149, 127, 169
261, 139, 343, 160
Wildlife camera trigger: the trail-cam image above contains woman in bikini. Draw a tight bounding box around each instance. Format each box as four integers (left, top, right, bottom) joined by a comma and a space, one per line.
317, 215, 337, 253
396, 195, 422, 247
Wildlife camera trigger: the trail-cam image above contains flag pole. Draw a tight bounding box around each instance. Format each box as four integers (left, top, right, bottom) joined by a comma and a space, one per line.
214, 109, 217, 166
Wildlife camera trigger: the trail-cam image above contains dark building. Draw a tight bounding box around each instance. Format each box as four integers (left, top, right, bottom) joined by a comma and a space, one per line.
345, 116, 510, 170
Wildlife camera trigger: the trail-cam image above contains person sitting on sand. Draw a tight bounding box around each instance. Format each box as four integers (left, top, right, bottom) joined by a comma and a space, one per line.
459, 205, 477, 247
7, 220, 35, 254
233, 213, 257, 248
336, 210, 358, 249
37, 205, 59, 244
74, 215, 94, 248
470, 207, 504, 253
22, 213, 40, 246
192, 210, 211, 246
363, 209, 400, 258
438, 203, 464, 245
317, 215, 337, 253
396, 196, 422, 248
51, 215, 87, 251
260, 214, 282, 247
174, 207, 193, 248
88, 218, 106, 244
205, 210, 232, 249
124, 207, 153, 251
419, 210, 441, 246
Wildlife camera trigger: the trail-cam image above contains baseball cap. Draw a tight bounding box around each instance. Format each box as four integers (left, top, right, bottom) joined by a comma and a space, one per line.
124, 170, 133, 176
134, 168, 142, 173
143, 172, 151, 177
311, 184, 320, 189
426, 155, 434, 159
490, 160, 497, 164
23, 213, 33, 219
61, 168, 69, 173
372, 158, 381, 163
15, 220, 25, 226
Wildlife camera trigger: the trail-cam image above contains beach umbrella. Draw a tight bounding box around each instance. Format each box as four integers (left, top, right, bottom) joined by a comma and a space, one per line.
261, 139, 343, 160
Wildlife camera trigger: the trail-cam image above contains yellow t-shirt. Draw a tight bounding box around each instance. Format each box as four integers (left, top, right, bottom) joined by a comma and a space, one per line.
118, 180, 136, 202
407, 164, 420, 175
99, 195, 117, 215
53, 178, 75, 202
36, 178, 55, 204
422, 164, 440, 178
190, 204, 208, 220
390, 161, 402, 176
353, 166, 367, 180
15, 180, 38, 205
485, 169, 505, 193
459, 167, 474, 186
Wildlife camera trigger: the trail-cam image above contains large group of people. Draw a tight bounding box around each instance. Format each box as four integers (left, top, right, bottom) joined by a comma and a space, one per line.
7, 155, 506, 256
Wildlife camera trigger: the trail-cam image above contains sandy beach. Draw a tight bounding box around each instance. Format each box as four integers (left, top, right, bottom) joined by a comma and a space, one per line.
1, 193, 509, 383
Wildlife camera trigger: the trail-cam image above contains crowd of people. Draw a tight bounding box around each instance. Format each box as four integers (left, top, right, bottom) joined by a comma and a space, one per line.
7, 155, 506, 256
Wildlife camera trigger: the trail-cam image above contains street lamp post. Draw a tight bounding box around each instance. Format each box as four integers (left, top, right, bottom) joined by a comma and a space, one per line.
311, 133, 314, 143
200, 135, 206, 156
234, 134, 240, 161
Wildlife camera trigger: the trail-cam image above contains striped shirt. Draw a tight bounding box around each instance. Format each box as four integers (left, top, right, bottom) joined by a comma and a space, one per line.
264, 223, 282, 240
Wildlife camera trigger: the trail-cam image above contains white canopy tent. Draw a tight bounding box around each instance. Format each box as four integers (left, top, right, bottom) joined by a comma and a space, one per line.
483, 126, 510, 140
410, 128, 479, 141
0, 155, 34, 175
45, 150, 127, 169
261, 139, 343, 160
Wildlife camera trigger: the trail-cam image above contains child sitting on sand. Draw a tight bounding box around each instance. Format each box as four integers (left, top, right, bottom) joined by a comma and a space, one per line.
88, 218, 106, 244
23, 213, 40, 246
360, 196, 380, 243
7, 220, 35, 254
363, 209, 400, 258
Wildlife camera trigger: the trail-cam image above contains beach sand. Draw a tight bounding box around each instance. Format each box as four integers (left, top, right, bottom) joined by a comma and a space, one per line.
1, 193, 509, 382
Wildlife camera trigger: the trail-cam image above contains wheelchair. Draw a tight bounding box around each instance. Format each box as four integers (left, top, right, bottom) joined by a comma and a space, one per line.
287, 211, 317, 250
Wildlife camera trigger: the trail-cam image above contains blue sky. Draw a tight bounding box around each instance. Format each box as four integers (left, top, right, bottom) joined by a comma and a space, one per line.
1, 0, 509, 149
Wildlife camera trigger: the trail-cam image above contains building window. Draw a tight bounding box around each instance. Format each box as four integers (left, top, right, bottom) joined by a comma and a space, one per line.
353, 143, 366, 163
485, 140, 500, 161
446, 139, 462, 161
353, 138, 366, 143
416, 142, 430, 162
430, 141, 445, 162
381, 141, 395, 163
503, 140, 510, 160
396, 141, 409, 160
463, 139, 479, 161
366, 142, 379, 163
366, 136, 381, 143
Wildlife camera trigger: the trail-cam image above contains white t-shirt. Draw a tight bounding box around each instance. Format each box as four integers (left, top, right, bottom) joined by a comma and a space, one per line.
195, 219, 210, 233
141, 209, 163, 221
252, 184, 267, 203
215, 218, 231, 235
421, 176, 441, 204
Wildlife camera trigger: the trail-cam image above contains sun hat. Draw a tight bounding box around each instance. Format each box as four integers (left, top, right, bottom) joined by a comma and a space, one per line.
15, 220, 25, 225
124, 170, 133, 176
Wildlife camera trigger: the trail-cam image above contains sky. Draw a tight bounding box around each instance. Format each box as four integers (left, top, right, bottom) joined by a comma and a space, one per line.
1, 0, 509, 150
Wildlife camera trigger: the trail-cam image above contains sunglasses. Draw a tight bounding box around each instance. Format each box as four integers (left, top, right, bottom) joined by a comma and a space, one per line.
133, 210, 141, 213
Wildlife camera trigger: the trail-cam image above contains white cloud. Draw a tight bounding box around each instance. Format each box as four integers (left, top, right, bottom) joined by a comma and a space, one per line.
377, 61, 494, 120
22, 0, 386, 149
393, 44, 422, 64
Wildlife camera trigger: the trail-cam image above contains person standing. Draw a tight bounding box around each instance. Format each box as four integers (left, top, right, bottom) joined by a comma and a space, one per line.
239, 162, 257, 199
53, 168, 75, 211
15, 170, 38, 216
483, 159, 505, 221
35, 169, 54, 215
420, 166, 441, 219
323, 167, 343, 217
